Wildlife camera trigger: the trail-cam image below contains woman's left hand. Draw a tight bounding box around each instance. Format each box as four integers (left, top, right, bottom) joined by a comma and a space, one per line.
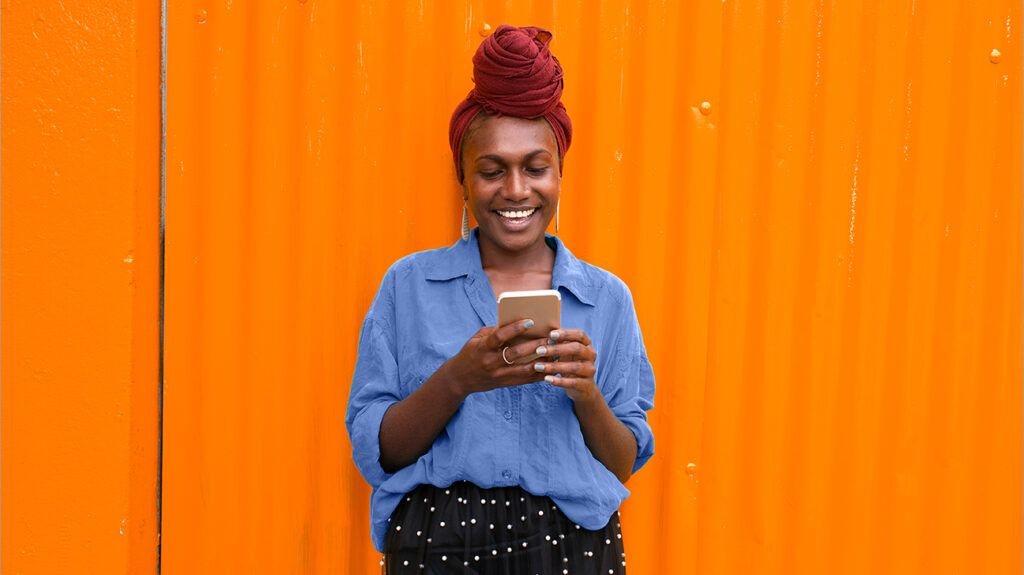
533, 329, 600, 403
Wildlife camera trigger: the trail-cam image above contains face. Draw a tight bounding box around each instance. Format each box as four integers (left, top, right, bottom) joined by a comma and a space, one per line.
461, 114, 561, 254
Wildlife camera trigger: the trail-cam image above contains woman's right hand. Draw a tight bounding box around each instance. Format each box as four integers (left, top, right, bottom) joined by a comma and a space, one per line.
443, 319, 552, 397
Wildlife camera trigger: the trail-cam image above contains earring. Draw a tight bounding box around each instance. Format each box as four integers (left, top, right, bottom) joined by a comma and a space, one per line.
555, 201, 560, 235
461, 202, 470, 241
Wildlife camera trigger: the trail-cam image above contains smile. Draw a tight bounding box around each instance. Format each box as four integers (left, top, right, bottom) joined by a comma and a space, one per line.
496, 208, 537, 219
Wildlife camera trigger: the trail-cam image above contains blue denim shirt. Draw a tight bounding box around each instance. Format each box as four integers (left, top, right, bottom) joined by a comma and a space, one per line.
346, 229, 656, 552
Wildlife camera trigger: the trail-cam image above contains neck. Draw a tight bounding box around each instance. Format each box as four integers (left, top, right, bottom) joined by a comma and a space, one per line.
477, 233, 555, 275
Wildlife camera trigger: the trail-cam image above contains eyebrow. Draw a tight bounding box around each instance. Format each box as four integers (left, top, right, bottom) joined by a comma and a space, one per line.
474, 149, 552, 163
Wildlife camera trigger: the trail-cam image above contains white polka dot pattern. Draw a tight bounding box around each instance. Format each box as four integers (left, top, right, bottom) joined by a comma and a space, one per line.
381, 481, 628, 574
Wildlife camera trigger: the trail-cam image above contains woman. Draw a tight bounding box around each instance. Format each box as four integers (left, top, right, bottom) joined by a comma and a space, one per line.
346, 25, 655, 574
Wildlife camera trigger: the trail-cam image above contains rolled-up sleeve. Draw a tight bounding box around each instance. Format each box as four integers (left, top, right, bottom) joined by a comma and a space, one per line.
602, 287, 656, 475
345, 268, 403, 488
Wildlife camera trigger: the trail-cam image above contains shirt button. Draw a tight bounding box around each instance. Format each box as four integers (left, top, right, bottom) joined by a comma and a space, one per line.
502, 470, 513, 480
503, 410, 513, 420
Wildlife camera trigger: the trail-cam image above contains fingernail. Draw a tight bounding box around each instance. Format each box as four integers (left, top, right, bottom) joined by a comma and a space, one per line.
549, 330, 560, 340
536, 346, 547, 355
546, 338, 555, 345
544, 375, 556, 383
524, 319, 535, 328
534, 363, 546, 372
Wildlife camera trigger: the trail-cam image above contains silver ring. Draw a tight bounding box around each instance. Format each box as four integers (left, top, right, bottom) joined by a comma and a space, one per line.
501, 346, 514, 365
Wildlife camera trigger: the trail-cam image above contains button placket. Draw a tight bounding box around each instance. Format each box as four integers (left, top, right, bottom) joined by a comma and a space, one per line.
497, 387, 520, 483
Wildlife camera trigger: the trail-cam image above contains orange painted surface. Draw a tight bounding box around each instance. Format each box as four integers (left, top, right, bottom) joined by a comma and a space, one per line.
1, 1, 162, 573
159, 1, 1022, 574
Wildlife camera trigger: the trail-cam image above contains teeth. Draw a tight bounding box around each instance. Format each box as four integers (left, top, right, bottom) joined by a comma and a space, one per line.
497, 208, 537, 219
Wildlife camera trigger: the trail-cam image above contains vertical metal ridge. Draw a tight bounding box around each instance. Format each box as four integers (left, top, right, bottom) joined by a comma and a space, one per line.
1, 1, 6, 571
830, 2, 880, 569
157, 0, 167, 573
777, 0, 828, 567
918, 2, 974, 570
1, 1, 6, 572
238, 1, 258, 566
874, 0, 929, 569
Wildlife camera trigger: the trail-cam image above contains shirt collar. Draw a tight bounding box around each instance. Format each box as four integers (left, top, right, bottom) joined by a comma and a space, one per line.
424, 228, 595, 307
549, 234, 595, 306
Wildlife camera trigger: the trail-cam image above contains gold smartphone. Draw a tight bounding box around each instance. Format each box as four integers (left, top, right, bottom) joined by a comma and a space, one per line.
497, 290, 561, 363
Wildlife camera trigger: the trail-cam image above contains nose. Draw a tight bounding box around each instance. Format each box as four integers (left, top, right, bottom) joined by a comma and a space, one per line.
502, 170, 530, 202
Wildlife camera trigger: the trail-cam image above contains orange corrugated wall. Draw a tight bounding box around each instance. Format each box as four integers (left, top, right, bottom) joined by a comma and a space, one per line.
2, 1, 162, 573
3, 0, 1020, 574
161, 1, 1023, 573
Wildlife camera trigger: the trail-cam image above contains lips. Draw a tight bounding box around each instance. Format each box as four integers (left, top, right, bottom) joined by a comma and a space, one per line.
493, 207, 538, 231
496, 207, 537, 219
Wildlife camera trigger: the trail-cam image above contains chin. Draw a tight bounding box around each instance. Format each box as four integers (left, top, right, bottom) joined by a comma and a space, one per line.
481, 224, 546, 252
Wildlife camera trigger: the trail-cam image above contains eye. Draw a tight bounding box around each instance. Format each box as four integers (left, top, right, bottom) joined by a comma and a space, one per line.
526, 166, 549, 176
479, 170, 503, 180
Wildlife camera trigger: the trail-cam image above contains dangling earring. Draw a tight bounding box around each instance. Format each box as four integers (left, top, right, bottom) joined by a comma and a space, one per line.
555, 200, 560, 235
461, 201, 470, 241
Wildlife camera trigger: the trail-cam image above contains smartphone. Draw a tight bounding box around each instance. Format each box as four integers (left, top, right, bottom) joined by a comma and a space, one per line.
497, 290, 561, 359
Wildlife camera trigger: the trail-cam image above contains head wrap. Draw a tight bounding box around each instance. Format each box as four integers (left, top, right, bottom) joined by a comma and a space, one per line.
449, 25, 573, 182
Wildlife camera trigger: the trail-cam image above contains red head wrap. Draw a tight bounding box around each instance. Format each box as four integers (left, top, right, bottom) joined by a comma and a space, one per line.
449, 25, 573, 182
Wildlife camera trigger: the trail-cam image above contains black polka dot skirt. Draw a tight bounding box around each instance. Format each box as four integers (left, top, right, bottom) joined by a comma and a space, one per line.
382, 481, 627, 574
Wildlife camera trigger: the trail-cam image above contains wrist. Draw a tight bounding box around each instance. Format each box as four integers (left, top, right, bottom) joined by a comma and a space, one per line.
569, 383, 603, 408
434, 360, 470, 402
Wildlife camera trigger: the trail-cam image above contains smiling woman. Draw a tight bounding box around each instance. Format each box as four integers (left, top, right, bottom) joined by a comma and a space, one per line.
463, 115, 561, 288
345, 24, 656, 575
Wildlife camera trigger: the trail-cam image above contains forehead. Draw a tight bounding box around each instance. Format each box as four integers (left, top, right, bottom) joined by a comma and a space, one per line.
465, 115, 558, 160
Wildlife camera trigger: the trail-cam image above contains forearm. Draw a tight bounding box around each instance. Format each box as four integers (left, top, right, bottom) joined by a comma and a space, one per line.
572, 394, 638, 483
378, 362, 467, 473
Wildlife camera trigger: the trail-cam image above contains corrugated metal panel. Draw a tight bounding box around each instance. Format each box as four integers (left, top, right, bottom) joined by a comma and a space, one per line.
1, 1, 162, 573
163, 1, 1021, 573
